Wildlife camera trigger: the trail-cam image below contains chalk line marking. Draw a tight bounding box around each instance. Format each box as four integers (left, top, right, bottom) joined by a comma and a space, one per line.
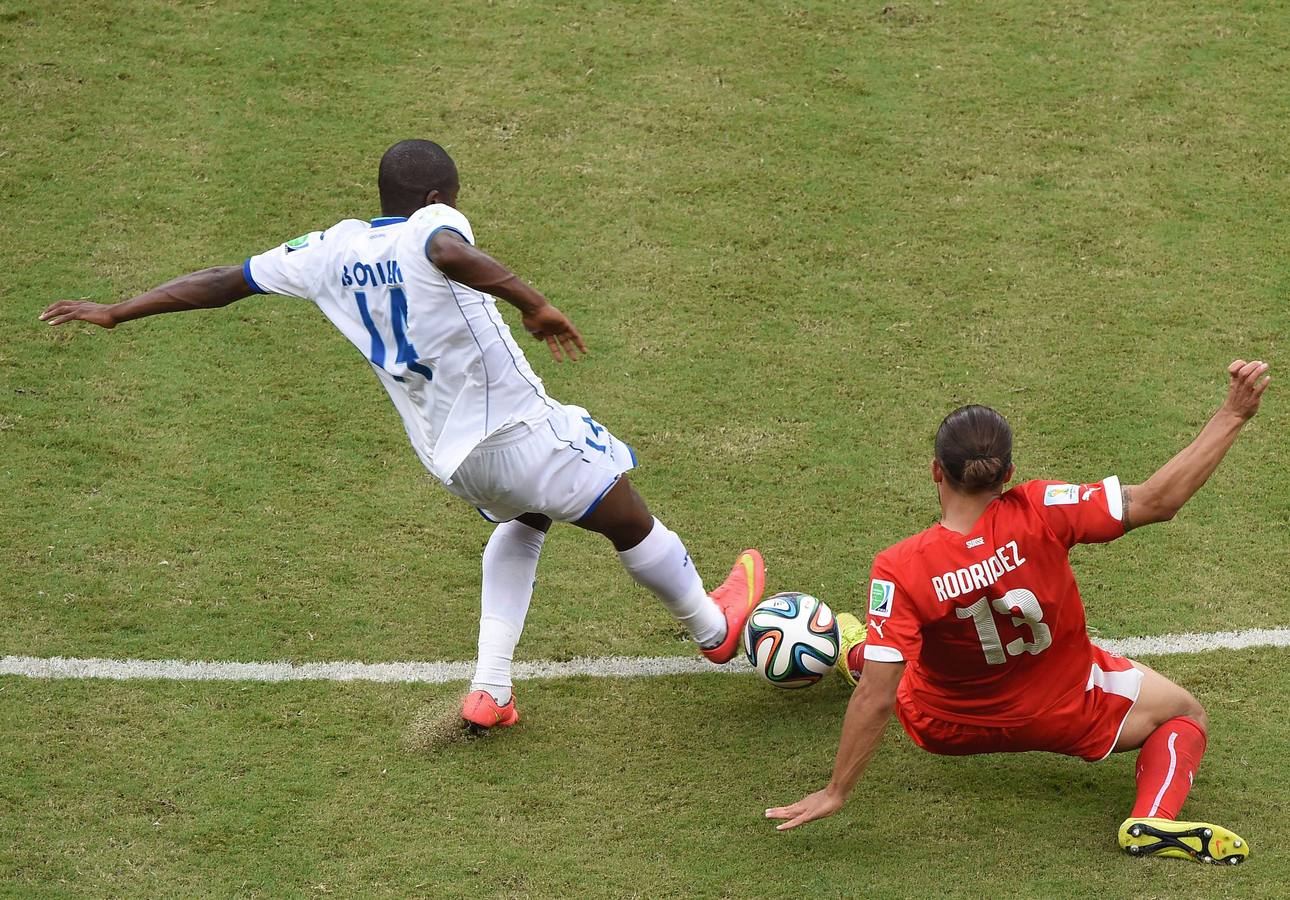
2, 628, 1287, 686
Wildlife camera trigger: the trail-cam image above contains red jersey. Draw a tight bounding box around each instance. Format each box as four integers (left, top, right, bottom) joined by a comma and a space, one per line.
863, 477, 1126, 726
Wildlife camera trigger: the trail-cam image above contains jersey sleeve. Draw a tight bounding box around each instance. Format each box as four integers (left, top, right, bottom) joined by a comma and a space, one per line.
410, 203, 476, 251
1016, 477, 1126, 548
862, 555, 922, 665
243, 230, 329, 299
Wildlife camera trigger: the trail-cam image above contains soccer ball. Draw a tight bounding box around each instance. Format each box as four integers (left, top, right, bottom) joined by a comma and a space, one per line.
743, 592, 840, 689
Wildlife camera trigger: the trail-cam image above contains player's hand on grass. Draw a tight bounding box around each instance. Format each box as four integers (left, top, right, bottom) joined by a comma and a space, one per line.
40, 300, 117, 329
1222, 359, 1270, 421
765, 787, 846, 831
523, 302, 587, 363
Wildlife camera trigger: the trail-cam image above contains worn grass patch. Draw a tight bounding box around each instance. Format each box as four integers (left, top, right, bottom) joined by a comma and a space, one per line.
402, 692, 481, 753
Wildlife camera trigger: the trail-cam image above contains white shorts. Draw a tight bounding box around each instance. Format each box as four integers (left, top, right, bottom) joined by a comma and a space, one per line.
443, 403, 637, 524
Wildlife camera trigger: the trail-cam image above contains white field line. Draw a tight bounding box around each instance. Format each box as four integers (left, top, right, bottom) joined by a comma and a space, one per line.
1, 627, 1288, 686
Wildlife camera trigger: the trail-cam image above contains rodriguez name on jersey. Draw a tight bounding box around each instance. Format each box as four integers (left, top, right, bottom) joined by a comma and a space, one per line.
931, 541, 1028, 602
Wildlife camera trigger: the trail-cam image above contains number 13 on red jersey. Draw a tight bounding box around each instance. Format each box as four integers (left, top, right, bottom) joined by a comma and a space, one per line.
955, 588, 1054, 665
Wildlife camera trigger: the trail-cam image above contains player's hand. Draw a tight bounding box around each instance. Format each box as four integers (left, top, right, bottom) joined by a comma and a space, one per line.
764, 787, 846, 831
40, 300, 118, 329
1222, 359, 1270, 421
522, 302, 587, 363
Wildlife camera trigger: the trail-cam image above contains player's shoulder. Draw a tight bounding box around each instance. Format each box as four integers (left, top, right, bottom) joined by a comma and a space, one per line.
1006, 479, 1052, 496
1000, 479, 1059, 509
408, 203, 475, 243
874, 524, 942, 570
273, 218, 366, 253
869, 527, 941, 620
325, 217, 372, 243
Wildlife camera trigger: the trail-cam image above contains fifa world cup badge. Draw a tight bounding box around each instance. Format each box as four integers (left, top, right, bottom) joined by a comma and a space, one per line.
869, 580, 895, 618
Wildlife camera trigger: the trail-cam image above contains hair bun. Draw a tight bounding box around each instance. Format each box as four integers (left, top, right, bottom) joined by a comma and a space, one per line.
934, 405, 1013, 493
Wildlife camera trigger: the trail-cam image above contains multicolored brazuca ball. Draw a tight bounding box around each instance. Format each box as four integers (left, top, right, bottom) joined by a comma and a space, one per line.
742, 592, 840, 688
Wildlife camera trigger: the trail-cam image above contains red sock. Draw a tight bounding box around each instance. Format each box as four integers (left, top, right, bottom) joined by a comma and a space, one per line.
847, 644, 864, 681
1131, 716, 1207, 819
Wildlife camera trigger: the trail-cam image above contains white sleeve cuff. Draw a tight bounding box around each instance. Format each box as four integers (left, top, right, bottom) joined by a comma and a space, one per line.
1103, 475, 1123, 521
863, 644, 904, 663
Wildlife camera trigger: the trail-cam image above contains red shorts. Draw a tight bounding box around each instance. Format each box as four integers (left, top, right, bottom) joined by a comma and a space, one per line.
895, 646, 1143, 763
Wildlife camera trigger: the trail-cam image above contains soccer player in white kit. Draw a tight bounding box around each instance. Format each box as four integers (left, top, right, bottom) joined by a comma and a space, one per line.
41, 139, 766, 731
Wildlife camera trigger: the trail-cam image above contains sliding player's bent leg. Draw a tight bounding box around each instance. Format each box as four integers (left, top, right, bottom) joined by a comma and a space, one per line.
573, 477, 764, 662
1113, 660, 1207, 751
1113, 660, 1248, 865
462, 513, 551, 730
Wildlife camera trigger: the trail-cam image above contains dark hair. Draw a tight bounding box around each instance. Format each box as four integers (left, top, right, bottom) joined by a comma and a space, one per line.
378, 140, 458, 215
934, 405, 1013, 492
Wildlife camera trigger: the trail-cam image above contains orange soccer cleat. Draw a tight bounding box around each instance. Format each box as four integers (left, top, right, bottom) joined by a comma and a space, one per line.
701, 549, 766, 664
461, 689, 520, 731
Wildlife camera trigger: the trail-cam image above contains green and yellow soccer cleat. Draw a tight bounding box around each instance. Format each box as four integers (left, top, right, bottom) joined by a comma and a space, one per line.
834, 612, 866, 687
1118, 818, 1249, 865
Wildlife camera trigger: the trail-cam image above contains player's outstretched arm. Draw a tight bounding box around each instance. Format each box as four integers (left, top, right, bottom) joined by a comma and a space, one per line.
427, 230, 587, 363
40, 266, 254, 329
1122, 359, 1271, 530
765, 659, 904, 831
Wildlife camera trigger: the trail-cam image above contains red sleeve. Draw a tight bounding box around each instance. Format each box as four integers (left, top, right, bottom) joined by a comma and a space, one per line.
862, 555, 922, 664
1016, 477, 1127, 548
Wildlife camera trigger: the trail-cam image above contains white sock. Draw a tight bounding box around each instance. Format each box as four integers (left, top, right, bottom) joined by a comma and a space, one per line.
471, 519, 546, 703
617, 517, 726, 647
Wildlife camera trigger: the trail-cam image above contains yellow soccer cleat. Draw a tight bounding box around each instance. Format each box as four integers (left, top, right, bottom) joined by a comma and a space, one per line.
834, 612, 866, 688
1118, 817, 1249, 865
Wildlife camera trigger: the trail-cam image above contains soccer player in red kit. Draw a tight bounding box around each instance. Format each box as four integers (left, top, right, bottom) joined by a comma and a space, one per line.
766, 359, 1271, 865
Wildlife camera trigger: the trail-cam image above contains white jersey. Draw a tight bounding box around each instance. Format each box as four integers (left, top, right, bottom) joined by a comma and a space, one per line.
244, 205, 554, 482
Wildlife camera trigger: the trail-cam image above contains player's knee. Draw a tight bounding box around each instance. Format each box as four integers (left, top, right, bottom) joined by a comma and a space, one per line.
1182, 698, 1208, 733
1163, 687, 1207, 733
603, 515, 655, 552
577, 479, 655, 550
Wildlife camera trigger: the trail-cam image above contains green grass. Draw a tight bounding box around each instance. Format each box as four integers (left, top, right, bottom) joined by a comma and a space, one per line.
2, 650, 1286, 898
1, 0, 1288, 896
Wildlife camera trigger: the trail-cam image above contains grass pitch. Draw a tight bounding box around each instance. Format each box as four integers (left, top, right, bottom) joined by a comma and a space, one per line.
2, 651, 1287, 897
2, 0, 1288, 896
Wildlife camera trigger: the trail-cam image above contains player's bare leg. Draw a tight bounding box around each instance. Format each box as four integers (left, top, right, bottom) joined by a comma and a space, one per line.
574, 476, 764, 662
1114, 660, 1206, 749
461, 512, 553, 733
1113, 659, 1248, 865
571, 476, 653, 551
